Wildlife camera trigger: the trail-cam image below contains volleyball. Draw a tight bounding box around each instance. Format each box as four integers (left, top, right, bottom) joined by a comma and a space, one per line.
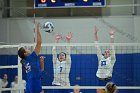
43, 22, 54, 33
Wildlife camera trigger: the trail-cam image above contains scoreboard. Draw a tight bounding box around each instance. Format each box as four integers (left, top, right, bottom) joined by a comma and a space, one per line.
35, 0, 106, 8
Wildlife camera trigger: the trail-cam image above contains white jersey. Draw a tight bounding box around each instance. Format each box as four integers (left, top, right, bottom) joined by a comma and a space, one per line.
0, 78, 8, 93
11, 80, 26, 93
95, 41, 116, 78
52, 46, 71, 86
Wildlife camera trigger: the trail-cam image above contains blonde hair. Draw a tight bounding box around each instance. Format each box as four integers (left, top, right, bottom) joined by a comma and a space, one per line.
73, 85, 80, 93
105, 82, 117, 93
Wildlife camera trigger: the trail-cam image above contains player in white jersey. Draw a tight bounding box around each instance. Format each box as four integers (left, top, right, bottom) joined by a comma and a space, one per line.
52, 32, 72, 93
0, 74, 8, 93
93, 26, 116, 93
11, 75, 26, 93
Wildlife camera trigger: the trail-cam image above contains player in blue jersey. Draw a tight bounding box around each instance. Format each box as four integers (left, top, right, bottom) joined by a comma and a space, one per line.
18, 23, 44, 93
93, 26, 116, 93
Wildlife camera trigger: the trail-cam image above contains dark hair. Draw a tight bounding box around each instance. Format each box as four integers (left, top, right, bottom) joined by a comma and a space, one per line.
18, 47, 27, 71
58, 52, 67, 58
106, 82, 117, 93
2, 74, 7, 78
20, 59, 26, 71
18, 47, 26, 59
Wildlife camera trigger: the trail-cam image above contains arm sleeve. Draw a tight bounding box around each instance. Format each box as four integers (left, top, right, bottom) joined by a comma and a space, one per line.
52, 46, 57, 64
66, 46, 72, 66
95, 41, 102, 59
110, 45, 116, 64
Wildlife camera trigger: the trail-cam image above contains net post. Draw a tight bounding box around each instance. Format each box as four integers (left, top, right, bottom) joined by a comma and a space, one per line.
17, 44, 24, 91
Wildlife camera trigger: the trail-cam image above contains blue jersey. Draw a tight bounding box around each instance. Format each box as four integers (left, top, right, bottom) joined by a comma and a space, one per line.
24, 51, 41, 80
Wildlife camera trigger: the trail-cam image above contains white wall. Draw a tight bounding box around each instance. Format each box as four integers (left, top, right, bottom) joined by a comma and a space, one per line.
102, 0, 134, 16
136, 0, 140, 15
111, 0, 134, 15
0, 19, 8, 43
0, 16, 138, 44
134, 16, 140, 43
10, 0, 27, 17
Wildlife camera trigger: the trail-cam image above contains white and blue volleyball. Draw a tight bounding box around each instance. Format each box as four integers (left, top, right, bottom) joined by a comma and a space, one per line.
43, 22, 54, 33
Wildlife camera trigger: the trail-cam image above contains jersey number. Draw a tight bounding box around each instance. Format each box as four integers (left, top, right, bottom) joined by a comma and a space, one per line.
60, 67, 63, 72
101, 61, 106, 66
25, 63, 31, 73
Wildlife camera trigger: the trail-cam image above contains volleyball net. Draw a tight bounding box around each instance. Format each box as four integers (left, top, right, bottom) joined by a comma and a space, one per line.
0, 43, 140, 92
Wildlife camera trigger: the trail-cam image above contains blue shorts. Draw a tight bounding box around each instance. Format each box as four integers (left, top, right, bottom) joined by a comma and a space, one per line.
26, 79, 42, 93
96, 77, 113, 86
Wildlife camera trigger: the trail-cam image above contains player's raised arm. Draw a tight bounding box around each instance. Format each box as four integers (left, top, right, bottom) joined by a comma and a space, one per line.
66, 32, 72, 64
109, 28, 115, 43
109, 28, 116, 63
35, 22, 42, 56
93, 26, 102, 59
94, 26, 99, 42
55, 33, 62, 43
52, 34, 62, 63
66, 32, 73, 43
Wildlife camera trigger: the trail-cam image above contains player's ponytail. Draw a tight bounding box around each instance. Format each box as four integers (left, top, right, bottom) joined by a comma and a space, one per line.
20, 59, 26, 71
18, 47, 27, 71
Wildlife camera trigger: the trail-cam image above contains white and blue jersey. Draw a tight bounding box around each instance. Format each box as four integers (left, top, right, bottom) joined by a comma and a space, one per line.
52, 46, 71, 86
95, 41, 116, 79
